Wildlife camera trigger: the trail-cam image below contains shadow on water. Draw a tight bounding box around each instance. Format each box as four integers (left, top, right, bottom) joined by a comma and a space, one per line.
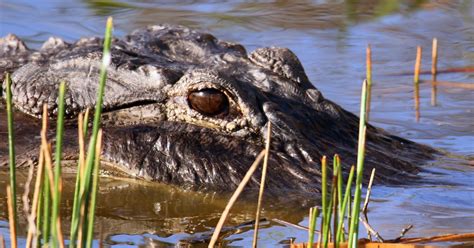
0, 0, 473, 246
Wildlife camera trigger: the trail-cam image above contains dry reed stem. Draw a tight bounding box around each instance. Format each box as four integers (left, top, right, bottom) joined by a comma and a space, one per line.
399, 233, 474, 244
42, 143, 56, 196
431, 38, 438, 106
252, 122, 272, 248
291, 241, 470, 248
359, 217, 382, 243
393, 225, 413, 242
26, 104, 48, 248
22, 160, 35, 246
22, 159, 35, 217
366, 44, 372, 121
39, 111, 56, 196
78, 113, 86, 175
77, 191, 87, 248
208, 150, 266, 248
413, 46, 422, 122
7, 185, 17, 248
297, 232, 474, 248
0, 235, 5, 248
362, 169, 377, 241
25, 136, 46, 248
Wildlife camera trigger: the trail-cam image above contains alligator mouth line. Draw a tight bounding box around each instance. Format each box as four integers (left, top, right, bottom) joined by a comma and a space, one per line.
103, 99, 161, 113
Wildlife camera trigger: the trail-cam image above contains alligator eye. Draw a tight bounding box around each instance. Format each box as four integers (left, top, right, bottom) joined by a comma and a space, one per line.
188, 88, 229, 116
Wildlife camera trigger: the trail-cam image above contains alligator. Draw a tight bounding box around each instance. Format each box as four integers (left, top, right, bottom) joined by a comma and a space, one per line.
0, 24, 436, 196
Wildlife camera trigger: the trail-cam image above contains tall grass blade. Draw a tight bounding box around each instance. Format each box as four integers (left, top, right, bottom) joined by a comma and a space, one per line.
308, 207, 319, 247
336, 155, 343, 220
41, 169, 51, 245
252, 122, 272, 248
56, 179, 65, 248
86, 130, 103, 248
70, 17, 113, 247
332, 155, 341, 245
70, 112, 87, 246
322, 156, 338, 248
26, 114, 46, 247
5, 73, 17, 230
51, 81, 67, 246
42, 142, 56, 245
336, 166, 355, 243
40, 108, 52, 245
348, 80, 369, 248
320, 156, 328, 247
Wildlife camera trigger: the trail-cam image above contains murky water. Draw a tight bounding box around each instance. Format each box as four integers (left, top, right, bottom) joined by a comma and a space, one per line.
1, 0, 473, 246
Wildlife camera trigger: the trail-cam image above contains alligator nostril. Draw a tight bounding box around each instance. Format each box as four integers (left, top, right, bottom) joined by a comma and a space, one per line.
188, 88, 229, 116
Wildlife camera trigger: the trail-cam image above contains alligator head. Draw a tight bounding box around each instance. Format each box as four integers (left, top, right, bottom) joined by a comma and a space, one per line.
0, 25, 436, 196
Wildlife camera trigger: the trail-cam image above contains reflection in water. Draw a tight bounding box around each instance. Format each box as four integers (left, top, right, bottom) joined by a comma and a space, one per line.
0, 0, 473, 246
82, 0, 431, 31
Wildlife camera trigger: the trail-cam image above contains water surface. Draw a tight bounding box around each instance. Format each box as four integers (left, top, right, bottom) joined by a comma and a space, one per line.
0, 0, 473, 246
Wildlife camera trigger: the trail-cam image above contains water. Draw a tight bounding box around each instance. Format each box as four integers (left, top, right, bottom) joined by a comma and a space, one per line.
1, 0, 473, 246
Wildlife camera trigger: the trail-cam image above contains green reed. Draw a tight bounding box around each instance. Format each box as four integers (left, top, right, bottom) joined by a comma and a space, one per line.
308, 207, 319, 246
4, 17, 112, 248
307, 156, 357, 248
348, 79, 369, 247
70, 16, 113, 248
330, 155, 340, 247
86, 133, 102, 247
322, 156, 337, 247
306, 80, 369, 248
336, 155, 343, 225
5, 73, 17, 229
39, 105, 51, 246
320, 156, 328, 246
51, 81, 67, 247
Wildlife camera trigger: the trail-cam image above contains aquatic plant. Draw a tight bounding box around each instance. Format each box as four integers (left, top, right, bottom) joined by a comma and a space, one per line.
347, 79, 369, 247
5, 72, 18, 248
4, 17, 113, 248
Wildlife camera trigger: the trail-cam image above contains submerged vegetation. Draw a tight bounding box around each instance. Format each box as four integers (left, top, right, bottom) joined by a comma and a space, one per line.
1, 17, 474, 248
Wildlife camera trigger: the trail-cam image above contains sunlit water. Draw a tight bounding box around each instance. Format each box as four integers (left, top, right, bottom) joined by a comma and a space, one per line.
0, 0, 473, 247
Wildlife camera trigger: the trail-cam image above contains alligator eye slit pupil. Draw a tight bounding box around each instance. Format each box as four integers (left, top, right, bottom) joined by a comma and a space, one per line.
188, 88, 229, 116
